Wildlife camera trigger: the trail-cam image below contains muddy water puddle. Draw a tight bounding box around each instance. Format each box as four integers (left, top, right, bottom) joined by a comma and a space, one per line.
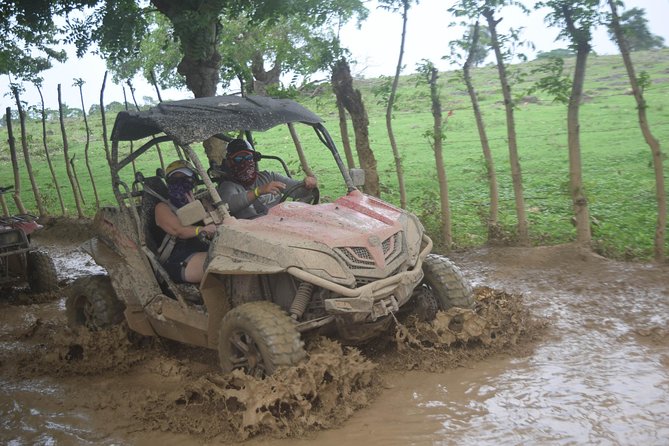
2, 240, 668, 445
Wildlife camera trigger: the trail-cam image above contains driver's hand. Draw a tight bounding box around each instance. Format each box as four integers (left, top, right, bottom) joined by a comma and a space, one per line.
304, 176, 318, 189
259, 181, 286, 196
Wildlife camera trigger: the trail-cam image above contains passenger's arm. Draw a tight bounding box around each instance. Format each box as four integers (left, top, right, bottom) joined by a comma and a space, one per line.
155, 202, 215, 239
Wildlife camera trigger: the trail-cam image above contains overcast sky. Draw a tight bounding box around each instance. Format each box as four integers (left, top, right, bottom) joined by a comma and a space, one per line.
1, 0, 668, 111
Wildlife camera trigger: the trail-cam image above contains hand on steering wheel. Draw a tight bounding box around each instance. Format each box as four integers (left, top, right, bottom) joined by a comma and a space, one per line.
279, 181, 320, 204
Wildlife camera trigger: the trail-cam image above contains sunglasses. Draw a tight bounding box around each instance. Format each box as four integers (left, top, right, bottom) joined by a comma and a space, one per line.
232, 154, 254, 163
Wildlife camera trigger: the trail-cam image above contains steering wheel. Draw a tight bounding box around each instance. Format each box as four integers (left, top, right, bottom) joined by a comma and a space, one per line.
279, 182, 320, 205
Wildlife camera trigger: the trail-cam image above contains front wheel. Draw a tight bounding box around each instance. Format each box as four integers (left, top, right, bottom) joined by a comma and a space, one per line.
218, 301, 306, 377
27, 250, 58, 293
420, 254, 475, 311
66, 275, 125, 330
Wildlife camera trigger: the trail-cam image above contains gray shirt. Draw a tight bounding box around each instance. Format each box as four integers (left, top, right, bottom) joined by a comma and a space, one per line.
218, 171, 304, 219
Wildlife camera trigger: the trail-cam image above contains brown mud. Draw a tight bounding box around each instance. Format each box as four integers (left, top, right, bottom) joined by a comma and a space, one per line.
1, 219, 667, 445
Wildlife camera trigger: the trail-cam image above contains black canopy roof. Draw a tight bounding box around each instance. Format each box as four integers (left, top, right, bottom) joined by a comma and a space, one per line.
110, 95, 323, 145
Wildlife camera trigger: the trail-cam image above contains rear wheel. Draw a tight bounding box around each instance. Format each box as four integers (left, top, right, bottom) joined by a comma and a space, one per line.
421, 254, 474, 311
27, 250, 58, 293
218, 301, 306, 377
66, 275, 125, 330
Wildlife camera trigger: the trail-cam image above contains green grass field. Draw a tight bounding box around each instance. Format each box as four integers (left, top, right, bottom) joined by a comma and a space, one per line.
1, 48, 668, 260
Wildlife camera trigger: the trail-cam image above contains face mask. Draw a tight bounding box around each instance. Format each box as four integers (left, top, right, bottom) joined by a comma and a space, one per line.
167, 176, 194, 208
227, 150, 257, 187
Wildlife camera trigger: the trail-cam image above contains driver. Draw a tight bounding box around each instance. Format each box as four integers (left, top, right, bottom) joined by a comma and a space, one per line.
217, 138, 318, 219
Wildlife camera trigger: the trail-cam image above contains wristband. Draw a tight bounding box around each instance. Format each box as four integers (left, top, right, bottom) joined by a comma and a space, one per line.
254, 187, 260, 198
195, 226, 200, 236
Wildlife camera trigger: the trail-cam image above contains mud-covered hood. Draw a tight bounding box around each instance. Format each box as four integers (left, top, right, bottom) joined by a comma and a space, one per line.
248, 193, 404, 247
208, 193, 424, 285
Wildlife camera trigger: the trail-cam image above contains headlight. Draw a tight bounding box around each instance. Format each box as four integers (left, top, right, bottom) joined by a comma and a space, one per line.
294, 247, 353, 283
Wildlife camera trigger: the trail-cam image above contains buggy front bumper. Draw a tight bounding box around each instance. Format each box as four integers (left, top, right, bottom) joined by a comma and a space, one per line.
287, 235, 432, 321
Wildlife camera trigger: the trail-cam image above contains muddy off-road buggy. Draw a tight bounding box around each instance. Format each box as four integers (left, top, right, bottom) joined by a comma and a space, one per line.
66, 95, 474, 376
0, 186, 59, 294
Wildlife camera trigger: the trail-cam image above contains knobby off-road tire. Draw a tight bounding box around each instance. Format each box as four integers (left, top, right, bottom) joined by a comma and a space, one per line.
66, 275, 125, 330
218, 301, 306, 377
421, 254, 475, 310
27, 250, 59, 293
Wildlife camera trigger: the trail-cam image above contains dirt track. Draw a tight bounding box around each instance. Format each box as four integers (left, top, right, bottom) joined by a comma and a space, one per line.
1, 219, 668, 445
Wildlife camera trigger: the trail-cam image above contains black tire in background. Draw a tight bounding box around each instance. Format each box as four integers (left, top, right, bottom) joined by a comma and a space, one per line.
218, 301, 306, 377
66, 275, 125, 330
27, 250, 59, 293
421, 254, 475, 310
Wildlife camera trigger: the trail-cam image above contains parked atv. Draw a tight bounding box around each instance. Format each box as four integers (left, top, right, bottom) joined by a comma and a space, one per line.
66, 95, 473, 376
0, 186, 59, 294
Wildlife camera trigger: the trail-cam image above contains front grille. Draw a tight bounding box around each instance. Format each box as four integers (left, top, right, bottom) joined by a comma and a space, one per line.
335, 246, 375, 269
335, 231, 404, 270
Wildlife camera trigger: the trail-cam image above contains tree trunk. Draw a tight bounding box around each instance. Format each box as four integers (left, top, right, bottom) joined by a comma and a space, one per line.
483, 10, 529, 246
337, 100, 356, 168
78, 83, 100, 210
567, 44, 592, 246
331, 59, 380, 197
58, 84, 85, 218
122, 86, 138, 178
5, 108, 27, 214
100, 72, 112, 165
251, 53, 282, 96
464, 22, 499, 237
559, 5, 592, 248
428, 67, 452, 250
37, 85, 66, 215
608, 0, 666, 262
12, 87, 46, 218
151, 0, 221, 98
0, 194, 8, 217
386, 0, 409, 209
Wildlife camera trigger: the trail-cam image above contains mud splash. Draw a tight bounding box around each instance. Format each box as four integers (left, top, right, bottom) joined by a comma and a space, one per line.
1, 283, 538, 443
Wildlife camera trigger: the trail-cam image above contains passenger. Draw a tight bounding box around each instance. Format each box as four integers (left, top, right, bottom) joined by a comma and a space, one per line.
217, 139, 318, 219
154, 160, 216, 283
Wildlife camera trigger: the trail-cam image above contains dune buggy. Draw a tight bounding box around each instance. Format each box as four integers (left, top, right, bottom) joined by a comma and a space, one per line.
0, 186, 58, 295
66, 95, 473, 376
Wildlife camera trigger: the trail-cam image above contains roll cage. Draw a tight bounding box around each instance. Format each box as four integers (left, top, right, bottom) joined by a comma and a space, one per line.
108, 95, 357, 225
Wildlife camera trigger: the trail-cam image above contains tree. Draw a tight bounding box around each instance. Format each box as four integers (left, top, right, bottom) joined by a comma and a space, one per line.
332, 59, 380, 197
535, 48, 576, 59
378, 0, 417, 209
539, 0, 601, 248
417, 60, 452, 249
447, 22, 500, 238
463, 23, 492, 66
608, 0, 666, 262
606, 7, 664, 52
0, 1, 80, 81
3, 1, 366, 100
456, 0, 530, 246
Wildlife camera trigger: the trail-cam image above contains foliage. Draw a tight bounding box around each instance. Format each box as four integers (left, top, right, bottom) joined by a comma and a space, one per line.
535, 48, 575, 60
527, 56, 571, 103
447, 23, 492, 68
1, 49, 669, 259
537, 0, 604, 49
0, 1, 92, 80
605, 7, 665, 52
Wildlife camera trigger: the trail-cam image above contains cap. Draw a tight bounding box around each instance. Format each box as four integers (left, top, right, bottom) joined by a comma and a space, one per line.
165, 160, 195, 178
226, 139, 254, 155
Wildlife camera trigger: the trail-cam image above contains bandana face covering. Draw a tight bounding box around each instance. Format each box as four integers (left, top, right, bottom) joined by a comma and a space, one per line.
167, 177, 194, 208
228, 150, 257, 187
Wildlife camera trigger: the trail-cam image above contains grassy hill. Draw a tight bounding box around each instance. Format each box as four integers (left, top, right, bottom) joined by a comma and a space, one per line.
1, 48, 668, 260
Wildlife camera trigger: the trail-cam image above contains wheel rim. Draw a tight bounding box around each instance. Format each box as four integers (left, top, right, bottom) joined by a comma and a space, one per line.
229, 330, 267, 378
